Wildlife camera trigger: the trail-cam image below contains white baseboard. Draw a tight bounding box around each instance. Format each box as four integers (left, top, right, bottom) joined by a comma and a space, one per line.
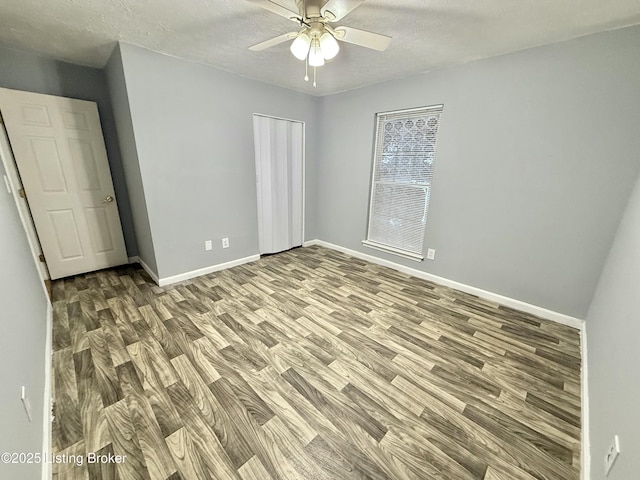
581, 323, 591, 480
129, 254, 260, 287
304, 239, 584, 329
307, 238, 590, 477
41, 301, 52, 480
139, 258, 160, 284
129, 256, 160, 285
157, 254, 260, 287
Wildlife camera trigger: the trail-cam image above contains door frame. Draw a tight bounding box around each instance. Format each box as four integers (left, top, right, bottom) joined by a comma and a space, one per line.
252, 113, 306, 248
0, 113, 50, 284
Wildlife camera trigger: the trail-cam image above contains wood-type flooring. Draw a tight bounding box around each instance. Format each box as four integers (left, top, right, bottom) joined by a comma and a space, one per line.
50, 245, 581, 480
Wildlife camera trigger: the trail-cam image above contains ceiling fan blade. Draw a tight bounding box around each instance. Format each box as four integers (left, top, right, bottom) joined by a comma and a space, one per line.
246, 0, 300, 22
322, 0, 365, 21
249, 32, 299, 51
333, 26, 391, 51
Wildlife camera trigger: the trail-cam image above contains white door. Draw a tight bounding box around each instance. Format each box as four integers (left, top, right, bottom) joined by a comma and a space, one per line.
253, 114, 304, 255
0, 88, 128, 279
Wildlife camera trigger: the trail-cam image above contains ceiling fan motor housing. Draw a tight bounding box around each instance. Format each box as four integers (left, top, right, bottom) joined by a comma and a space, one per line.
295, 0, 323, 20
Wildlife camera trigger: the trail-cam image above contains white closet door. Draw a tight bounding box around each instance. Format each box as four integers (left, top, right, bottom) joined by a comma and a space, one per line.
253, 115, 304, 255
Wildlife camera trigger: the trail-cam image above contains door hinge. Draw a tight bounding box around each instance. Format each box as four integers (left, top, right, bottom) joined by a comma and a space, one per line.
18, 188, 26, 199
39, 254, 46, 263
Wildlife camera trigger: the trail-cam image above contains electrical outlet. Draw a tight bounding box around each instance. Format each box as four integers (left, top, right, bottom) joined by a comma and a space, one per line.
21, 386, 32, 422
604, 434, 620, 476
426, 248, 436, 260
204, 240, 212, 251
222, 237, 230, 249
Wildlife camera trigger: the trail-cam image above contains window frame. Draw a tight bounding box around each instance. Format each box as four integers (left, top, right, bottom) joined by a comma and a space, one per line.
363, 104, 444, 261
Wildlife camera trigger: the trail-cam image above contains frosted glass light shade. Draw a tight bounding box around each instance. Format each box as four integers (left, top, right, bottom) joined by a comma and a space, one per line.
290, 33, 311, 60
308, 40, 325, 66
319, 32, 339, 60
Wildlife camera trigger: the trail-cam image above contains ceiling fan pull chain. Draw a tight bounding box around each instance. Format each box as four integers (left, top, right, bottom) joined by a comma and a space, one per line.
304, 58, 309, 82
313, 66, 317, 87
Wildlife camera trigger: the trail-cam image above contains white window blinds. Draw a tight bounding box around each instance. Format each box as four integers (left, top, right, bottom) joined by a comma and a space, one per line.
363, 105, 443, 260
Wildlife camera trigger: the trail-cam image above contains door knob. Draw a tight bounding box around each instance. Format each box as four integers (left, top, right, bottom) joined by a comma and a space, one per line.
103, 195, 114, 203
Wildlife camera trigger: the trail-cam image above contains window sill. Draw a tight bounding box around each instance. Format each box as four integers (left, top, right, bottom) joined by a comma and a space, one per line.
362, 240, 424, 262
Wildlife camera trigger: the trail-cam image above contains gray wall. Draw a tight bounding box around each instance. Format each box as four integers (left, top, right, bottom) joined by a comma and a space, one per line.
105, 45, 158, 274
0, 43, 138, 257
116, 43, 320, 279
0, 161, 49, 479
315, 26, 640, 318
1, 22, 639, 479
586, 170, 640, 479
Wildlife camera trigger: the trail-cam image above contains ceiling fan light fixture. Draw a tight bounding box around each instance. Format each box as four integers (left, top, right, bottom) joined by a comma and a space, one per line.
290, 32, 311, 60
308, 39, 325, 66
319, 31, 339, 60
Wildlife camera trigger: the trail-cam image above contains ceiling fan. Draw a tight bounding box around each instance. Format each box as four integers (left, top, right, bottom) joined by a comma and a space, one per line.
248, 0, 391, 85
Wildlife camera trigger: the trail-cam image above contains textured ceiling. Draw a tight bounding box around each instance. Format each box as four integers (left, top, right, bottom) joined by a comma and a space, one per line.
1, 0, 640, 95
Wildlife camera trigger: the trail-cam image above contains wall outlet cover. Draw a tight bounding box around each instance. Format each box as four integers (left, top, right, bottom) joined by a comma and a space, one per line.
205, 240, 212, 251
426, 248, 436, 260
222, 237, 230, 249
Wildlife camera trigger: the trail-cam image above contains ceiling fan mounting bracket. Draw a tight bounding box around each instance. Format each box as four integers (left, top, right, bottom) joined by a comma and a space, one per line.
325, 24, 342, 39
323, 10, 337, 22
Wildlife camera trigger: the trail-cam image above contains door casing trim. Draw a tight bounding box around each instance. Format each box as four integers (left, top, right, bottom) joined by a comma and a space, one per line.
0, 114, 50, 284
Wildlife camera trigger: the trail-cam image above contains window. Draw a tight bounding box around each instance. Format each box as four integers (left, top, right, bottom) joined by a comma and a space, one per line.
363, 105, 443, 261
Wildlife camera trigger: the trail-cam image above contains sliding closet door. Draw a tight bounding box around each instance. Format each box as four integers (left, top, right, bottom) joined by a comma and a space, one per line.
253, 114, 304, 255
